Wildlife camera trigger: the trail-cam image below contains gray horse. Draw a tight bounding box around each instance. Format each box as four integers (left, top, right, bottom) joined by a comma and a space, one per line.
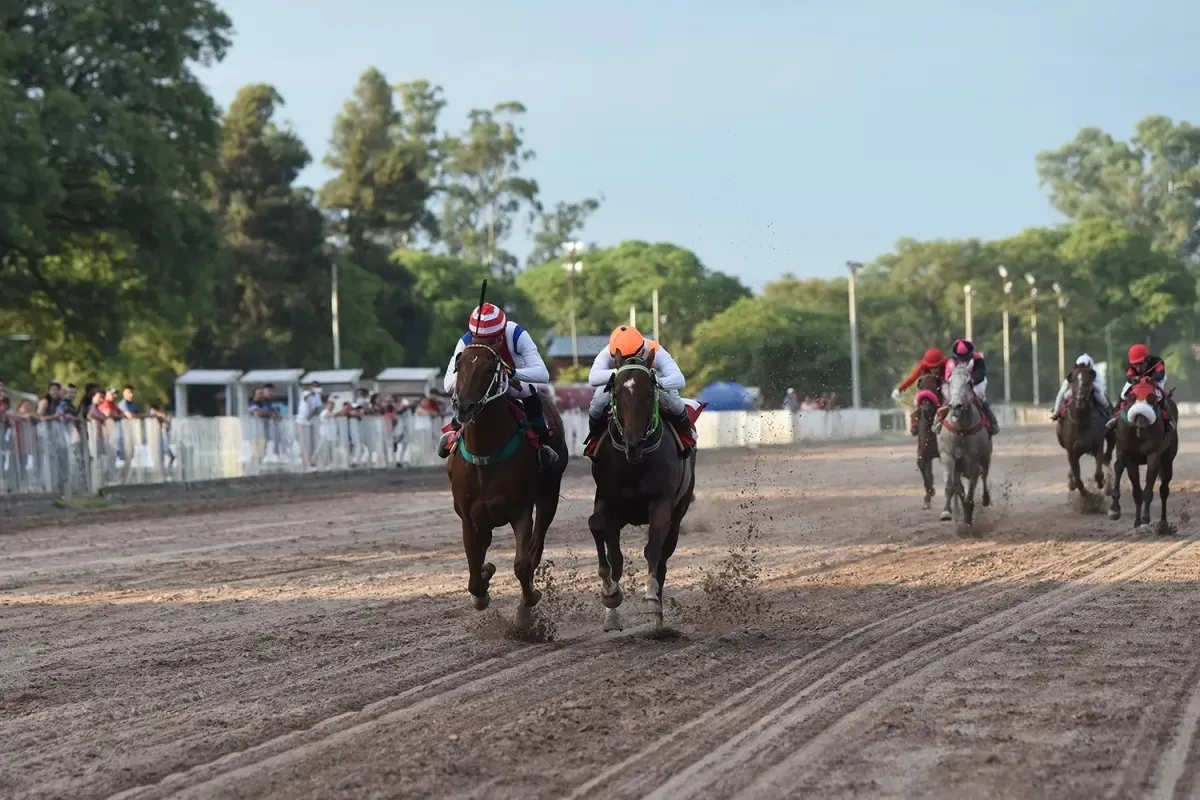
937, 362, 993, 529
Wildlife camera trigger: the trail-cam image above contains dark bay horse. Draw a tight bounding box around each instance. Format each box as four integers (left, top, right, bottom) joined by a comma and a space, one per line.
447, 343, 568, 629
588, 350, 697, 632
1108, 377, 1178, 532
937, 362, 992, 530
1055, 365, 1115, 498
914, 372, 941, 509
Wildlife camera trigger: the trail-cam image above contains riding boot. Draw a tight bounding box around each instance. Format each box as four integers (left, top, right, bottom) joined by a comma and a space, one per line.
982, 401, 999, 435
437, 418, 461, 459
667, 408, 696, 456
521, 392, 560, 467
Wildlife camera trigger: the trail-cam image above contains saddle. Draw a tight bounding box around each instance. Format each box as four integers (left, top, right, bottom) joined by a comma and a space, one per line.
583, 403, 705, 459
442, 400, 548, 460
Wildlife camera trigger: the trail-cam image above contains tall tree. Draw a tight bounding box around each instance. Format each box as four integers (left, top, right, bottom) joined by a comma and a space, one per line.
192, 83, 349, 369
0, 0, 231, 350
441, 102, 541, 273
320, 68, 439, 248
1036, 115, 1200, 258
526, 196, 603, 266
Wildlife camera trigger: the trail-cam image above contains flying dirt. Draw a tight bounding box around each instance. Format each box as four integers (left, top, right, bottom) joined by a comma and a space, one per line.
4, 426, 1200, 799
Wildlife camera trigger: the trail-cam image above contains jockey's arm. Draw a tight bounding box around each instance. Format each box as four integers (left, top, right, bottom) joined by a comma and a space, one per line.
652, 347, 686, 391
443, 338, 466, 394
588, 350, 616, 388
972, 356, 988, 385
511, 329, 550, 384
896, 363, 923, 392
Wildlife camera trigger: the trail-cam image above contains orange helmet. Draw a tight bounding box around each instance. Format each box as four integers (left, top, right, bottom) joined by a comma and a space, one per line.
608, 325, 646, 358
1128, 343, 1149, 364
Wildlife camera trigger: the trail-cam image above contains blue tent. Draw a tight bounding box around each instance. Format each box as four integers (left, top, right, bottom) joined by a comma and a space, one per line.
696, 382, 756, 411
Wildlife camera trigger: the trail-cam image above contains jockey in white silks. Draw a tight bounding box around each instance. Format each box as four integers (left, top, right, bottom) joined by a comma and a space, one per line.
1050, 353, 1112, 421
438, 303, 559, 466
584, 324, 696, 454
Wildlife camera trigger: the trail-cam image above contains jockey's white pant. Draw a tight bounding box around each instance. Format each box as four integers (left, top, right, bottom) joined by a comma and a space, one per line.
943, 377, 988, 404
589, 385, 687, 418
1053, 379, 1108, 413
1120, 377, 1166, 400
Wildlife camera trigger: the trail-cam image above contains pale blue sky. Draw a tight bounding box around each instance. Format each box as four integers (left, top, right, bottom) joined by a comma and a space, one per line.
200, 0, 1199, 290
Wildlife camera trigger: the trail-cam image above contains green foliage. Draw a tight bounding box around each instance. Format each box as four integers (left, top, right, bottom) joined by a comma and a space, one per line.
685, 298, 850, 401
527, 197, 603, 266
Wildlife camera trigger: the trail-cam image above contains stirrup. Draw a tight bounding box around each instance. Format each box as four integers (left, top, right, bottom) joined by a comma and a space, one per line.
537, 444, 560, 467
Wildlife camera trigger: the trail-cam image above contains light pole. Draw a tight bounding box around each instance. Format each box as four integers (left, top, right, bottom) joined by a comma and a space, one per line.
651, 288, 660, 344
1053, 282, 1068, 384
998, 266, 1013, 405
963, 284, 975, 341
562, 241, 584, 367
846, 260, 863, 409
1026, 272, 1039, 405
324, 209, 350, 370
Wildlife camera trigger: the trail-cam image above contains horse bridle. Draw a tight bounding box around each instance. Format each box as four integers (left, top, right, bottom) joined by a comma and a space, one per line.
1066, 367, 1095, 422
609, 362, 663, 453
453, 343, 510, 426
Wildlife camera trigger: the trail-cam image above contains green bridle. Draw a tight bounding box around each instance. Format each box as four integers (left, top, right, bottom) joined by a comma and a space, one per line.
610, 361, 661, 441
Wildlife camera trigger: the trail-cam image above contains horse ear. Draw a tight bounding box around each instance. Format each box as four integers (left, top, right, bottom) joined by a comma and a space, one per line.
614, 349, 624, 364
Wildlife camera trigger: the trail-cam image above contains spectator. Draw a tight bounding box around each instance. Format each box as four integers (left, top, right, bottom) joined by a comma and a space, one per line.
783, 388, 800, 413
79, 382, 99, 421
148, 404, 177, 467
37, 382, 63, 423
296, 381, 322, 469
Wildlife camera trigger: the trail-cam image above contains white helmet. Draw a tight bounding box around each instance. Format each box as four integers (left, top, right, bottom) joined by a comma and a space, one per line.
1076, 353, 1094, 367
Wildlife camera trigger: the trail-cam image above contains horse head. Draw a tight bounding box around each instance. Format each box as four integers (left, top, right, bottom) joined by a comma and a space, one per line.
915, 373, 942, 416
1126, 377, 1161, 430
454, 342, 507, 426
946, 362, 979, 427
611, 348, 660, 463
1069, 366, 1097, 416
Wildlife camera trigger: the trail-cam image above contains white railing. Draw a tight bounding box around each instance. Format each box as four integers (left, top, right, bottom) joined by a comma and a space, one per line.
6, 400, 1193, 497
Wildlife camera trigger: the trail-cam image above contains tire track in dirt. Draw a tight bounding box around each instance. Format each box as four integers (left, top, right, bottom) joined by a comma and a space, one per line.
697, 537, 1196, 799
1151, 651, 1200, 800
109, 628, 708, 800
566, 529, 1130, 799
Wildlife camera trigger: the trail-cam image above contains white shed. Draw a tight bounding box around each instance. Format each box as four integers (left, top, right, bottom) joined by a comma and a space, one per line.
239, 368, 304, 416
174, 369, 244, 416
376, 367, 440, 401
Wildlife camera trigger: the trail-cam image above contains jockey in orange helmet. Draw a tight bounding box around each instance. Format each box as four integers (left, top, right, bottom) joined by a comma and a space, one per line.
586, 325, 694, 455
1106, 343, 1171, 431
891, 347, 946, 436
438, 303, 559, 466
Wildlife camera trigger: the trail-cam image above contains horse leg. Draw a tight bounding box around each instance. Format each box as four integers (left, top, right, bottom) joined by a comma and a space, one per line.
1159, 454, 1174, 534
1142, 454, 1160, 533
642, 499, 674, 630
963, 468, 979, 529
1127, 462, 1145, 531
511, 508, 539, 630
940, 456, 956, 522
462, 518, 496, 611
1108, 451, 1124, 521
980, 450, 992, 508
652, 514, 683, 627
1092, 444, 1106, 492
917, 456, 934, 509
589, 502, 625, 631
1067, 449, 1087, 497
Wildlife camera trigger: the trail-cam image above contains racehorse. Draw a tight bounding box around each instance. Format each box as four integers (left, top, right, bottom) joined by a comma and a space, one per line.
914, 372, 942, 510
1108, 376, 1178, 532
1055, 365, 1116, 498
937, 361, 992, 529
446, 342, 569, 629
588, 350, 699, 632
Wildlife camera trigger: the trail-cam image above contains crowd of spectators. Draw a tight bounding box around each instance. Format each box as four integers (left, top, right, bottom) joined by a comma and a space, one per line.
782, 388, 842, 412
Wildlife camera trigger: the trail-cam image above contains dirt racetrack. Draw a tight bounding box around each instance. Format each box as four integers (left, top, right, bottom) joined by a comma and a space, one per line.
6, 425, 1200, 799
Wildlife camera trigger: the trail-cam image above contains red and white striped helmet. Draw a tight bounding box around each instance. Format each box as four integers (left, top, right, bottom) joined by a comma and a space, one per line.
468, 303, 507, 338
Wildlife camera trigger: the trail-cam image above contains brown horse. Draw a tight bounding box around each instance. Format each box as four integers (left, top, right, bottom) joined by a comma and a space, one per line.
914, 372, 941, 509
447, 343, 568, 629
1108, 377, 1178, 532
1055, 365, 1115, 498
588, 351, 698, 632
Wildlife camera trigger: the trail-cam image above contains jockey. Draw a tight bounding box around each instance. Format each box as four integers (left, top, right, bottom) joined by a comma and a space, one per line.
1050, 353, 1113, 421
438, 303, 559, 466
945, 339, 999, 435
891, 347, 946, 436
585, 325, 694, 453
1106, 343, 1171, 431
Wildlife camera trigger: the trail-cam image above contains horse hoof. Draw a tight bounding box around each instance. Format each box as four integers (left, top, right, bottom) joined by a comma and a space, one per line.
643, 597, 663, 617
647, 613, 664, 632
982, 495, 991, 508
603, 608, 625, 632
923, 498, 932, 510
514, 604, 534, 631
601, 585, 623, 609
940, 510, 952, 522
1108, 510, 1121, 521
472, 592, 492, 611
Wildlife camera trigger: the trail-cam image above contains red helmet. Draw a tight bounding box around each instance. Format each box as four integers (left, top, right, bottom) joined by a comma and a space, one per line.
951, 339, 975, 362
1128, 343, 1149, 364
468, 303, 507, 338
921, 347, 945, 367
